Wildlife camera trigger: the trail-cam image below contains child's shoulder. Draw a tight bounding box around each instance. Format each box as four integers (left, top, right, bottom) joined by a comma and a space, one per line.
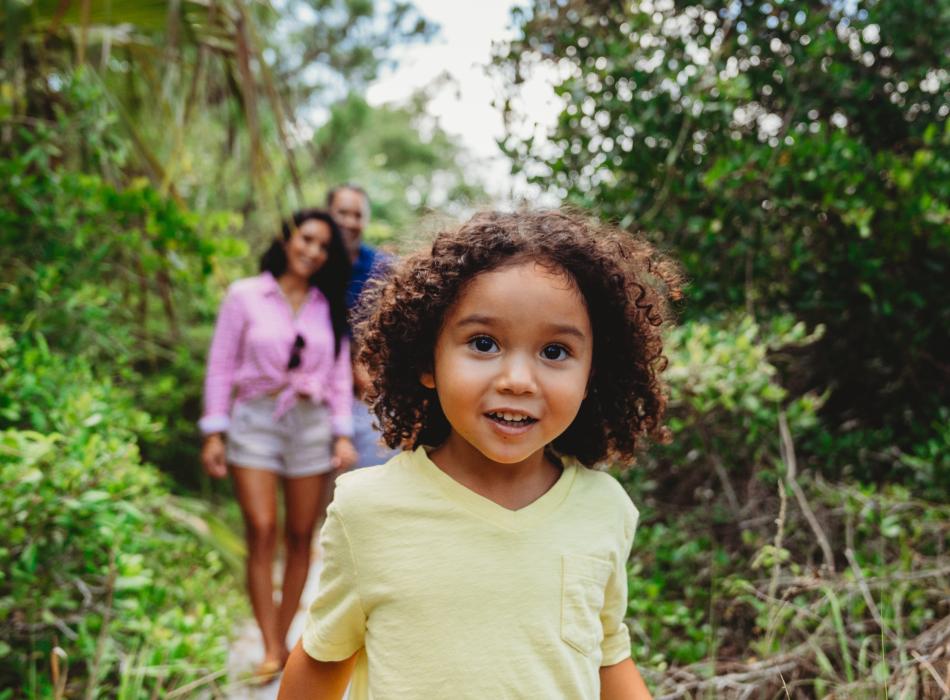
570, 464, 640, 530
571, 463, 632, 498
330, 450, 418, 513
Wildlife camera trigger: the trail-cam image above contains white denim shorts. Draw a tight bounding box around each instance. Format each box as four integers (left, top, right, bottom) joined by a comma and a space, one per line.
226, 396, 333, 478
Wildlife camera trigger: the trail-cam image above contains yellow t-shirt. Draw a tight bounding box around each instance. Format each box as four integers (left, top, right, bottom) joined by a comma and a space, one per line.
302, 447, 639, 699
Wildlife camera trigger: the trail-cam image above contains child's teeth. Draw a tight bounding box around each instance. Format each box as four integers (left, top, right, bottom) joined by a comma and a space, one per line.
497, 412, 526, 422
488, 411, 533, 423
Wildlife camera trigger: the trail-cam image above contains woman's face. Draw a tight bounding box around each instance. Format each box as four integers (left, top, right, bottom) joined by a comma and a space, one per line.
283, 218, 331, 280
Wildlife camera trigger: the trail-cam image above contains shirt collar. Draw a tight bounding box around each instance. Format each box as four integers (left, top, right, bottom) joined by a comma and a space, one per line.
261, 271, 319, 303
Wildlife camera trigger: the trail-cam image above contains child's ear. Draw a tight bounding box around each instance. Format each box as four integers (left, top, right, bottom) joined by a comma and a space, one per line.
420, 370, 436, 389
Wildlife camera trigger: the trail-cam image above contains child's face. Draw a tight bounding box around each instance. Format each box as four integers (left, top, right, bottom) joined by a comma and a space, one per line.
421, 261, 593, 466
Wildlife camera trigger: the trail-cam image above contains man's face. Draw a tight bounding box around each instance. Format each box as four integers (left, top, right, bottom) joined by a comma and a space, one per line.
328, 188, 368, 260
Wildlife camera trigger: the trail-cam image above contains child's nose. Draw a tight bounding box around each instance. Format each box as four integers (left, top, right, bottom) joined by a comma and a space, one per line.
496, 355, 537, 394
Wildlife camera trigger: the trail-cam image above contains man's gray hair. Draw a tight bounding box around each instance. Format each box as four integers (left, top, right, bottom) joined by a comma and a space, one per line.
326, 183, 369, 208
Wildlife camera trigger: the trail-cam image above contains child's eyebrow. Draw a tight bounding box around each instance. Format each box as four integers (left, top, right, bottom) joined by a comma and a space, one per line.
543, 323, 588, 340
454, 314, 587, 340
454, 313, 498, 328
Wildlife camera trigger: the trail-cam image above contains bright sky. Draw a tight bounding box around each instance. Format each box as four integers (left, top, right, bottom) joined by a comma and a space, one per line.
366, 0, 560, 205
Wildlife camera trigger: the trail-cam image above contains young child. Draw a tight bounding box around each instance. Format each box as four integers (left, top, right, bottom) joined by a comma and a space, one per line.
278, 210, 681, 699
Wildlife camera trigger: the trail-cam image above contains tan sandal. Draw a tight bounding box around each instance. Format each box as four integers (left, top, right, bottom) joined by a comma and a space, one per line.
251, 658, 283, 686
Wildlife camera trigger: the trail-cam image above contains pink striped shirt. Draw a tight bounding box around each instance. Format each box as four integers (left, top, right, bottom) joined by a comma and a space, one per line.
199, 272, 353, 437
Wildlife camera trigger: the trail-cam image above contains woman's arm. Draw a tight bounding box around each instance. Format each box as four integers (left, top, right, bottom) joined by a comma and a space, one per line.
200, 432, 228, 479
200, 286, 246, 436
277, 641, 356, 700
600, 658, 653, 700
325, 335, 355, 441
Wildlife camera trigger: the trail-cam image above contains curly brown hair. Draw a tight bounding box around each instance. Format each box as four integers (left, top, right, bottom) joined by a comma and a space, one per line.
354, 209, 683, 467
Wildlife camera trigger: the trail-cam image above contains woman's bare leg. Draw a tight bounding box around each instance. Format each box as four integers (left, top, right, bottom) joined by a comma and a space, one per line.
230, 465, 285, 665
277, 471, 329, 649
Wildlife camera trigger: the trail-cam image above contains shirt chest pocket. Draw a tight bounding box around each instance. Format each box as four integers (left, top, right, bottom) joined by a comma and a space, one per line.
561, 553, 613, 656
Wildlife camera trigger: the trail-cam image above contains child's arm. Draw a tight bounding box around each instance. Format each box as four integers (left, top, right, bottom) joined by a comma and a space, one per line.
599, 491, 652, 699
600, 658, 653, 700
277, 640, 356, 700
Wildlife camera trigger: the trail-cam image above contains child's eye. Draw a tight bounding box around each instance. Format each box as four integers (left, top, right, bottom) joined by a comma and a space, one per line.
541, 344, 570, 361
468, 336, 499, 353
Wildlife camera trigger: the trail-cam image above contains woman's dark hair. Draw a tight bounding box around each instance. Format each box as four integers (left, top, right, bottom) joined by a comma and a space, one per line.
354, 209, 683, 467
259, 208, 351, 356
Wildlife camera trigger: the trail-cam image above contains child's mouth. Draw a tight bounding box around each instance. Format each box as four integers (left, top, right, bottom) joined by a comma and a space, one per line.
486, 411, 538, 428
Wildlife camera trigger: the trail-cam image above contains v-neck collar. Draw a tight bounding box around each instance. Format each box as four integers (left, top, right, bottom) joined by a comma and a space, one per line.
263, 272, 316, 318
411, 446, 577, 531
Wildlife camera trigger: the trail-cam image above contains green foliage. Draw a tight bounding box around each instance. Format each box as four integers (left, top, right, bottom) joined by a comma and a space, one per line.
619, 315, 824, 666
615, 315, 949, 692
0, 325, 244, 698
0, 68, 260, 695
0, 106, 244, 483
1, 108, 226, 352
663, 315, 823, 467
307, 91, 488, 241
642, 315, 823, 495
2, 0, 437, 233
715, 481, 949, 697
625, 520, 717, 667
265, 1, 437, 99
898, 408, 950, 497
805, 405, 950, 499
497, 0, 950, 437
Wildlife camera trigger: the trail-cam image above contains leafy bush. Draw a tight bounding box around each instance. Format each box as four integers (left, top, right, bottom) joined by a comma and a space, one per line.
618, 315, 823, 666
898, 408, 950, 498
0, 109, 245, 484
617, 316, 950, 694
0, 93, 251, 694
805, 406, 950, 499
638, 314, 824, 503
0, 325, 244, 698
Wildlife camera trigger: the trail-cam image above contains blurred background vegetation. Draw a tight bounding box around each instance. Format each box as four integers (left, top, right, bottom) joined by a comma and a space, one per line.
1, 0, 947, 697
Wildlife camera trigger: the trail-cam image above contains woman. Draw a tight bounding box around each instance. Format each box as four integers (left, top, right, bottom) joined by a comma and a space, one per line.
199, 209, 357, 680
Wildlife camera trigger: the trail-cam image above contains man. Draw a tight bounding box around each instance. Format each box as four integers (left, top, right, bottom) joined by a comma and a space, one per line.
327, 184, 398, 468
